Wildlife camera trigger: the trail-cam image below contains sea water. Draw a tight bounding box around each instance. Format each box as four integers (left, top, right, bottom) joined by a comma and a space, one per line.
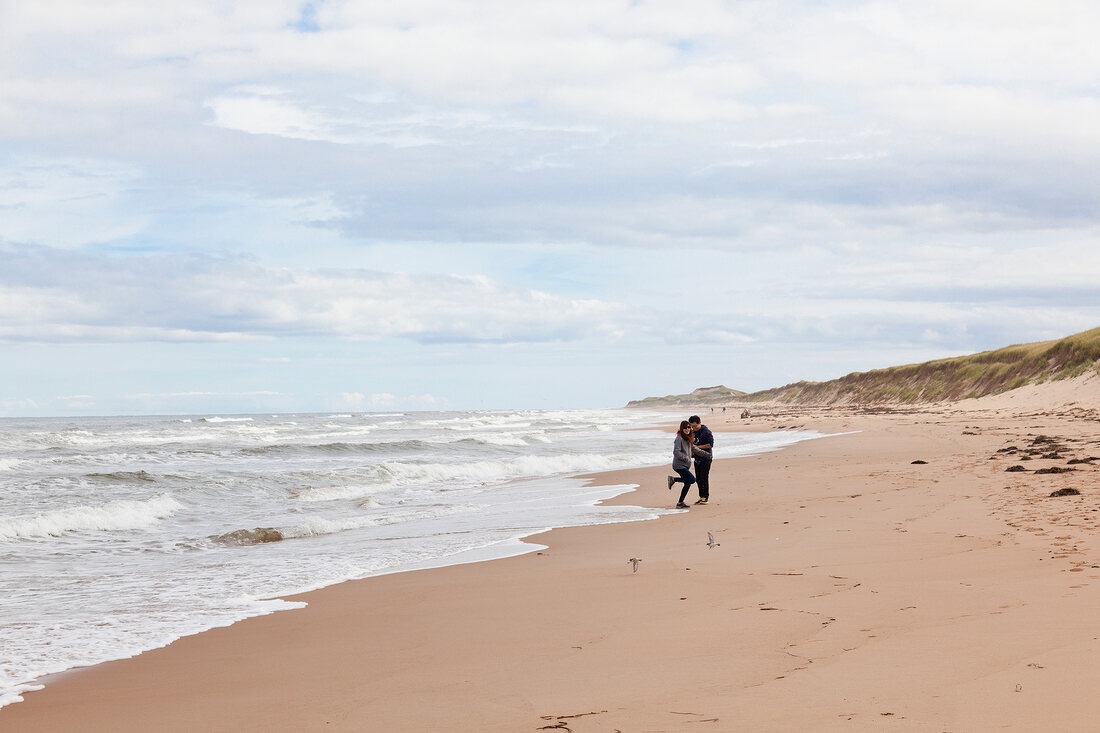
0, 409, 823, 707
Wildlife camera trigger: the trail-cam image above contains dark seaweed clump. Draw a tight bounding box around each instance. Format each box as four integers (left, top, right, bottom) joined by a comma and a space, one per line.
1050, 488, 1081, 497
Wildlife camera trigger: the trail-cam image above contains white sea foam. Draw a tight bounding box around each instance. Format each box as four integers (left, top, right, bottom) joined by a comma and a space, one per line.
470, 434, 529, 447
200, 416, 254, 423
291, 482, 388, 502
290, 450, 669, 503
377, 451, 670, 486
42, 429, 100, 447
279, 505, 475, 539
0, 458, 20, 471
0, 683, 44, 709
0, 493, 183, 541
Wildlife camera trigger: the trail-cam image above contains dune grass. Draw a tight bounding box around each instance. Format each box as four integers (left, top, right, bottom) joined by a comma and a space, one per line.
628, 327, 1100, 407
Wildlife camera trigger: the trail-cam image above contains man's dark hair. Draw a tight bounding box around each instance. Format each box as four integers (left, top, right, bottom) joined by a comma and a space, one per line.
689, 415, 701, 423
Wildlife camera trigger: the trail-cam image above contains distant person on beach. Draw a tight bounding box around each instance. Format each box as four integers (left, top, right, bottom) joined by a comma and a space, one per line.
689, 415, 713, 504
668, 420, 709, 508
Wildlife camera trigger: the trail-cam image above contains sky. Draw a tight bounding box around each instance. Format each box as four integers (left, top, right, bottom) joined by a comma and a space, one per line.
2, 0, 1100, 416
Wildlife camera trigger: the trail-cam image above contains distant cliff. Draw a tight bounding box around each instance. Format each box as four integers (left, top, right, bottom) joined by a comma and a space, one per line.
626, 327, 1100, 408
625, 385, 747, 409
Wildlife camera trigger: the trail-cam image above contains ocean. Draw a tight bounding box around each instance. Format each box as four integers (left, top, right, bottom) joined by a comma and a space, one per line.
0, 409, 823, 707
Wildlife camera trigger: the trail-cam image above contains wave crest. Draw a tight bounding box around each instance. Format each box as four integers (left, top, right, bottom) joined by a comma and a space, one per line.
86, 470, 157, 483
0, 494, 182, 542
241, 439, 434, 457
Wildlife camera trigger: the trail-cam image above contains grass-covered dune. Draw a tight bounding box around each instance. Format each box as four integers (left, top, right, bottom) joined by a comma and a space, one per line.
625, 385, 748, 409
627, 327, 1100, 408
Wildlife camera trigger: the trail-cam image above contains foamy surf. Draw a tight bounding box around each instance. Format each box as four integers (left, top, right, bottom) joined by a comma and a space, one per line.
0, 493, 182, 542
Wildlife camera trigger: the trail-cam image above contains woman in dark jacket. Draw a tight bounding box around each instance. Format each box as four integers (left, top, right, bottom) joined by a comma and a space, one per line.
668, 420, 709, 508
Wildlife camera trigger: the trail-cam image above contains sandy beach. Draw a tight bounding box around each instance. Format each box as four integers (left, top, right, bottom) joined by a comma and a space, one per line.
3, 377, 1099, 732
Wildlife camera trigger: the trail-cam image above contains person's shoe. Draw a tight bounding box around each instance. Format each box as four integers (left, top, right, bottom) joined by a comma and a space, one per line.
675, 502, 689, 509
694, 498, 708, 505
667, 475, 675, 490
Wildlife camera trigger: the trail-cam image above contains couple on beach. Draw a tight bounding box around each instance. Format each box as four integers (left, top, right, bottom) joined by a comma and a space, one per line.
668, 415, 713, 509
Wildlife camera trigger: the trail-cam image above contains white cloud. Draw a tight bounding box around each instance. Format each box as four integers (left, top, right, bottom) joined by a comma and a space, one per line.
340, 391, 442, 410
339, 392, 366, 408
0, 398, 39, 414
367, 392, 441, 409
0, 160, 149, 247
205, 91, 350, 144
5, 0, 1089, 138
0, 245, 631, 344
126, 392, 217, 399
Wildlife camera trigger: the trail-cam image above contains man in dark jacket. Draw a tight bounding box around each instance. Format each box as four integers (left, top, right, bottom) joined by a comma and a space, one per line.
688, 415, 713, 504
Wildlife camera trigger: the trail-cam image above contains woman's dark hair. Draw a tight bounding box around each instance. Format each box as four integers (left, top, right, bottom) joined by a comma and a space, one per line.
678, 420, 694, 443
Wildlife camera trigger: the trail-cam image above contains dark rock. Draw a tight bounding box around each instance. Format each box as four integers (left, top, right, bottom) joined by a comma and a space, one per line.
1005, 465, 1027, 472
1035, 467, 1076, 475
1049, 488, 1081, 497
213, 527, 285, 545
911, 460, 928, 464
1041, 452, 1063, 460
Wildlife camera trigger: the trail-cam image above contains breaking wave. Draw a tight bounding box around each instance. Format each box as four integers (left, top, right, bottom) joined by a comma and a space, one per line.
85, 470, 157, 483
291, 450, 667, 502
241, 439, 437, 456
0, 494, 183, 542
211, 505, 474, 546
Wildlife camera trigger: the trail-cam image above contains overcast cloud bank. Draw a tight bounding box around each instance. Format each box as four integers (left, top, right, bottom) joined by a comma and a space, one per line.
2, 1, 1099, 414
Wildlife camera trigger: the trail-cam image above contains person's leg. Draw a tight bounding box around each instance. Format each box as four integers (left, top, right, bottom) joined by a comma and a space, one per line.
695, 459, 711, 500
676, 468, 695, 505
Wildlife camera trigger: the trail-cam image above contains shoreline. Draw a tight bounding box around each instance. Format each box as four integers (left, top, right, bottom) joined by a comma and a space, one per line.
4, 388, 1100, 731
0, 418, 820, 710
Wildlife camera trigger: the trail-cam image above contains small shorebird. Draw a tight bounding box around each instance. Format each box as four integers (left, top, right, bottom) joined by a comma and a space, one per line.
628, 557, 642, 572
706, 532, 720, 549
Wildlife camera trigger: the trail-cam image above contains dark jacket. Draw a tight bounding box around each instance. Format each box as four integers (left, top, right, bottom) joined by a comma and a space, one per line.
693, 425, 714, 462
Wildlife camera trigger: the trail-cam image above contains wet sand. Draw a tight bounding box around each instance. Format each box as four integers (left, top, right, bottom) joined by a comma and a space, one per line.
3, 376, 1099, 731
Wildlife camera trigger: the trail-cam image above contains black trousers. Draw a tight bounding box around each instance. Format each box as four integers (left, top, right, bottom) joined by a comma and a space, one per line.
694, 458, 712, 499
